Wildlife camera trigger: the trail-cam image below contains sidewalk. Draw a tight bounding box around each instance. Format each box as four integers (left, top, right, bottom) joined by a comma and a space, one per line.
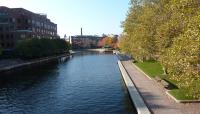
121, 60, 200, 114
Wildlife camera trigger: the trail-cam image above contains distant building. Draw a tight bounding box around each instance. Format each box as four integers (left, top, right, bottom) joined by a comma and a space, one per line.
0, 6, 58, 50
70, 28, 103, 49
70, 35, 102, 49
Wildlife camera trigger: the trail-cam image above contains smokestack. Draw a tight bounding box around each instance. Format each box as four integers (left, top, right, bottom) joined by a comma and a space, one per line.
81, 28, 83, 36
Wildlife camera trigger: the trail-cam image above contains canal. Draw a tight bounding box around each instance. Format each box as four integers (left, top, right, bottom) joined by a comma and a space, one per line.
0, 53, 136, 114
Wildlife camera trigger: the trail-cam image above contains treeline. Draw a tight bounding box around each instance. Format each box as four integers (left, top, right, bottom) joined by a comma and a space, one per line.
98, 36, 118, 49
119, 0, 200, 98
15, 38, 71, 59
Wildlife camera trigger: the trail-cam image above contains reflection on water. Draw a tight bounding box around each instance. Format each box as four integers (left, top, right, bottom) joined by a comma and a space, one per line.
0, 53, 136, 114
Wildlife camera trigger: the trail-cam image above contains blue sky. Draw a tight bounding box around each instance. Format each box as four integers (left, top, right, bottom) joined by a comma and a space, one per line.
0, 0, 130, 37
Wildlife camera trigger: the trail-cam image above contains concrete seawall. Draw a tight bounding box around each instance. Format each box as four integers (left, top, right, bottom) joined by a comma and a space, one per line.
118, 60, 151, 114
0, 54, 70, 73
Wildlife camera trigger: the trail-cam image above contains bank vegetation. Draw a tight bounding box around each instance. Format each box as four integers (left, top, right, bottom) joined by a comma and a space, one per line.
119, 0, 200, 99
14, 38, 71, 59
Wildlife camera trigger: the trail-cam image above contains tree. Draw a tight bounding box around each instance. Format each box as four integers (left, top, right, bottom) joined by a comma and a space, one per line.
97, 36, 118, 48
120, 0, 200, 98
160, 11, 200, 98
14, 38, 71, 59
121, 0, 162, 61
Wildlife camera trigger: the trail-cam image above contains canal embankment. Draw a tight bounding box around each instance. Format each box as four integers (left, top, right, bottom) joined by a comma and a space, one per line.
0, 53, 70, 74
118, 60, 151, 114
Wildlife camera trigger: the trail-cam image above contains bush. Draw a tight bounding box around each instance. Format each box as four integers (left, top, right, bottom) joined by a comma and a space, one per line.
14, 38, 71, 59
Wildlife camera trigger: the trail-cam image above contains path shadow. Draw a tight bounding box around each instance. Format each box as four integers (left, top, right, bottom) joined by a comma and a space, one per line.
116, 54, 132, 61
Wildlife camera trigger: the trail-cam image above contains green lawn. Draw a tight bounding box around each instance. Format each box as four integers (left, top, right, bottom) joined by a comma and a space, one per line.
134, 60, 197, 100
169, 89, 194, 100
135, 60, 164, 78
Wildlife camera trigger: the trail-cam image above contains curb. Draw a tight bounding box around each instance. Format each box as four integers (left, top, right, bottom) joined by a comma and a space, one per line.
118, 61, 151, 114
131, 62, 153, 80
166, 91, 200, 103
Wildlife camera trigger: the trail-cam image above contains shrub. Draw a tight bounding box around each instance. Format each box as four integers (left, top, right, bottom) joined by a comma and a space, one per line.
14, 38, 71, 59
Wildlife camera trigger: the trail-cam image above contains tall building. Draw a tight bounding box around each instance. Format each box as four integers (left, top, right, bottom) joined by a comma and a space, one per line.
0, 6, 58, 50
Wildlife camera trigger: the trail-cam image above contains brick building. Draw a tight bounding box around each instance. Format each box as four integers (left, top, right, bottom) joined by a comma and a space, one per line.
70, 35, 102, 49
69, 28, 103, 49
0, 6, 58, 50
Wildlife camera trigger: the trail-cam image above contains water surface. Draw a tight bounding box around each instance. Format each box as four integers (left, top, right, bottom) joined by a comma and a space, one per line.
0, 53, 136, 114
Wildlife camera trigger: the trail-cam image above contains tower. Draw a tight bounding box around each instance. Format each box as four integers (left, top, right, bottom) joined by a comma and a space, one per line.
81, 28, 83, 36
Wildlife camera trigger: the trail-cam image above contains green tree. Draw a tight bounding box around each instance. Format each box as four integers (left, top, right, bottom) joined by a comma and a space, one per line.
160, 13, 200, 98
14, 38, 71, 59
120, 0, 200, 98
121, 0, 164, 61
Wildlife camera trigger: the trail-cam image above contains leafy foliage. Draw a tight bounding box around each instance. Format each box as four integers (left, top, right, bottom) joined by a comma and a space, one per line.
98, 37, 118, 49
14, 38, 71, 59
120, 0, 200, 98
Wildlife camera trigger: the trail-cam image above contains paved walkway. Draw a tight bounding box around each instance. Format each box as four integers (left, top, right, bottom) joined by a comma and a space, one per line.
121, 60, 200, 114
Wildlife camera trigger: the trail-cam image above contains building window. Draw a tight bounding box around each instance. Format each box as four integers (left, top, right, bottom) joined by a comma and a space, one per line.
10, 26, 14, 30
32, 20, 35, 24
1, 43, 4, 47
10, 34, 13, 39
0, 35, 4, 42
10, 42, 14, 47
0, 34, 4, 39
25, 19, 28, 24
36, 21, 40, 26
6, 43, 10, 48
28, 19, 31, 23
12, 18, 15, 22
9, 18, 12, 23
6, 34, 9, 38
5, 27, 9, 31
0, 18, 8, 23
17, 19, 21, 23
20, 34, 25, 38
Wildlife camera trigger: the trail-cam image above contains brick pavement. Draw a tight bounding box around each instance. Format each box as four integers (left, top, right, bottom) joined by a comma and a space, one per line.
122, 60, 200, 114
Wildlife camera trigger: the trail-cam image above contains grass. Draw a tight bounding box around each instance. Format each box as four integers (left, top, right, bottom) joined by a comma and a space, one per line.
135, 60, 164, 78
134, 60, 197, 100
169, 89, 194, 100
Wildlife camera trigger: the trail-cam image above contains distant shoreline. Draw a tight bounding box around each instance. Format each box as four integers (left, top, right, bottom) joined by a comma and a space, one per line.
0, 54, 70, 74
